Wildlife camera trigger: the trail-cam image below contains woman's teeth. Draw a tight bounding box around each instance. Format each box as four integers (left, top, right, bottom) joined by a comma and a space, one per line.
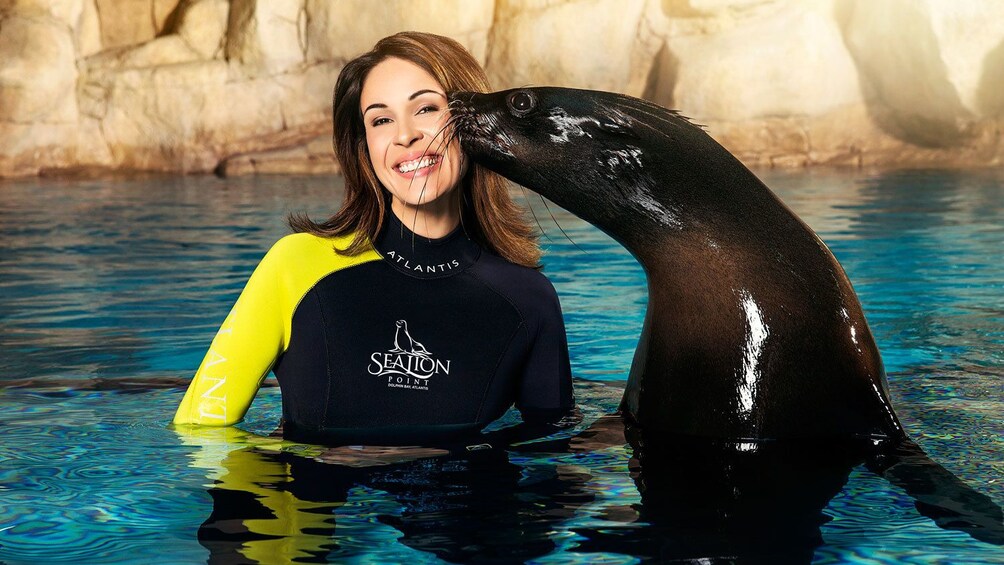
397, 155, 439, 173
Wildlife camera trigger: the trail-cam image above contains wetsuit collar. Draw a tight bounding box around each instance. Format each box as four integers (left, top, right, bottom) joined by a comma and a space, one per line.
374, 209, 481, 279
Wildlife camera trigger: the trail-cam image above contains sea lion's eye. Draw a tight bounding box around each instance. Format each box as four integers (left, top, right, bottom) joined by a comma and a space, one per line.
508, 91, 536, 116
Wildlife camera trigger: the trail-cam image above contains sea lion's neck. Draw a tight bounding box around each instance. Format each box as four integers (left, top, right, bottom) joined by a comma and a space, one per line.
609, 152, 794, 264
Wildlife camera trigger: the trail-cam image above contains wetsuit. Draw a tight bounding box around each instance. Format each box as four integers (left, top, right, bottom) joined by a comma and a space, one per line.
173, 211, 574, 445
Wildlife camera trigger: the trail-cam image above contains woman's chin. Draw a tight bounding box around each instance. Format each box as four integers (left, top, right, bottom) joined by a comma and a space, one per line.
392, 190, 455, 210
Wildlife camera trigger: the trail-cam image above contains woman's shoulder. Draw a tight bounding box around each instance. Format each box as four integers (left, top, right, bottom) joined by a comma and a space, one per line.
472, 252, 561, 309
268, 231, 359, 255
260, 231, 380, 273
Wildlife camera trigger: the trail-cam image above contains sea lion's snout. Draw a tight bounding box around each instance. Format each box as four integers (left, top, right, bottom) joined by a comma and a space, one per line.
447, 91, 496, 124
447, 91, 476, 115
450, 89, 538, 117
448, 90, 477, 105
448, 90, 523, 166
450, 87, 682, 237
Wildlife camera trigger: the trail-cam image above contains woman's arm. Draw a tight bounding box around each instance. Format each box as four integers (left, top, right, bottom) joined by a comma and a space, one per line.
173, 243, 286, 426
487, 286, 578, 448
173, 232, 383, 426
515, 278, 575, 424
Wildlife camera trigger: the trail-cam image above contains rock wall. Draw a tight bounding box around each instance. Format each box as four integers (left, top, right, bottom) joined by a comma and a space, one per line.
0, 0, 1002, 178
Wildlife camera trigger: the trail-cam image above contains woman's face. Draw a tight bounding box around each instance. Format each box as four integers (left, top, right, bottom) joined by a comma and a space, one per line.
360, 57, 464, 210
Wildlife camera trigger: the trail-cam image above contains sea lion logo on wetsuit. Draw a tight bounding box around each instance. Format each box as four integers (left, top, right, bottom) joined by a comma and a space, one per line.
367, 320, 451, 390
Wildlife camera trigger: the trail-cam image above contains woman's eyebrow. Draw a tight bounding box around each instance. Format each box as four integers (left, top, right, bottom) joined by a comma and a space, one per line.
363, 89, 447, 115
409, 89, 446, 101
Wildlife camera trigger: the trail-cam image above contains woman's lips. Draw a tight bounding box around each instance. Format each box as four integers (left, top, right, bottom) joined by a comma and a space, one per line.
394, 153, 441, 179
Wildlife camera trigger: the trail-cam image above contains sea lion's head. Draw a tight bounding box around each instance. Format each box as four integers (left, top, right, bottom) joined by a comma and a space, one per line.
449, 87, 717, 247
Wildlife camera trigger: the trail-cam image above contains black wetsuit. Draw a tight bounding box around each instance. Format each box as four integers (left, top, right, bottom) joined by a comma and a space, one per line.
174, 211, 574, 446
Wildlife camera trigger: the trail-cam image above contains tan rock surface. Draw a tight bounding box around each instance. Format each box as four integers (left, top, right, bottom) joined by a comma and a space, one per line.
84, 34, 202, 70
94, 0, 179, 50
487, 0, 659, 95
226, 0, 306, 76
667, 1, 862, 121
5, 0, 85, 24
836, 0, 1004, 147
217, 133, 339, 176
1, 0, 1002, 178
175, 0, 229, 60
76, 0, 102, 56
0, 15, 78, 123
305, 0, 494, 63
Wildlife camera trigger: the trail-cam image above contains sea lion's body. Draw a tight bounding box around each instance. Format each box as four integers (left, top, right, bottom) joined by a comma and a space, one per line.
448, 87, 1004, 545
450, 88, 903, 442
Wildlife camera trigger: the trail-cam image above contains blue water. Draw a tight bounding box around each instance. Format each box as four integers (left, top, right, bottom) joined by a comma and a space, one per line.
0, 170, 1002, 563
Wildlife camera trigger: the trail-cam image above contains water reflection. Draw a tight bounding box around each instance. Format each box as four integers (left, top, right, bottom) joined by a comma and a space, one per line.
568, 416, 1003, 563
558, 417, 858, 564
177, 427, 593, 563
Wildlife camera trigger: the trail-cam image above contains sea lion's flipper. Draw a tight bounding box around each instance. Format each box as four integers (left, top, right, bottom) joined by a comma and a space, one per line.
867, 438, 1004, 545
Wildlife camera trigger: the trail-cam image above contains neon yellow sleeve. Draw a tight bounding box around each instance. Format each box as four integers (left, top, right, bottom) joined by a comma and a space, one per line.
172, 238, 288, 425
173, 232, 381, 426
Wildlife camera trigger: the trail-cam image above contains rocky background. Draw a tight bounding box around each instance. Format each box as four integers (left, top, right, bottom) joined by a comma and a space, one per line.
0, 0, 1002, 178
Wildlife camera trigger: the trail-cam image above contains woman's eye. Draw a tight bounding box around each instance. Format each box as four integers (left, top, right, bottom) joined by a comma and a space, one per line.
417, 105, 440, 115
372, 117, 391, 127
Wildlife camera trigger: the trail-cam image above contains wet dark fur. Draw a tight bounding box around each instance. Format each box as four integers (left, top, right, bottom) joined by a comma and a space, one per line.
448, 87, 1003, 545
450, 87, 899, 442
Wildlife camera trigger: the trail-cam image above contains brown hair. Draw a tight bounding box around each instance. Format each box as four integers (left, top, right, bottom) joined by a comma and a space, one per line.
288, 31, 540, 268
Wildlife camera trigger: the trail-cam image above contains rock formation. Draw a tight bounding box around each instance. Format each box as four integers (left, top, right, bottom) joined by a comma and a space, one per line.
0, 0, 1001, 178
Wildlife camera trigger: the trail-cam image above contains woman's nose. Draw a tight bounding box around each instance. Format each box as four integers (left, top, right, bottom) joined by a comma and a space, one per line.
395, 118, 422, 147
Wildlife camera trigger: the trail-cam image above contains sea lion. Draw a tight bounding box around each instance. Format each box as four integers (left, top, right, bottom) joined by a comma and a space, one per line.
392, 319, 430, 356
447, 88, 1004, 545
448, 87, 900, 442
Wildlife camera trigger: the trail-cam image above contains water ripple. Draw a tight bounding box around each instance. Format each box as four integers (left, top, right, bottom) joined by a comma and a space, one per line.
1, 171, 1003, 563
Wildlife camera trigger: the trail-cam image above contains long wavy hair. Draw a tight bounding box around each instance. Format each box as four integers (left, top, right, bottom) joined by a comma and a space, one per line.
288, 31, 540, 268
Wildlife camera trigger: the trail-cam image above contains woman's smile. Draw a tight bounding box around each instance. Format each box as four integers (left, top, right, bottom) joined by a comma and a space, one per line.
360, 57, 464, 220
394, 151, 442, 177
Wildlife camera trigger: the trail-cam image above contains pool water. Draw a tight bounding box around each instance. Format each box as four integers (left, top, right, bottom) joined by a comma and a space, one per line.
0, 170, 1001, 563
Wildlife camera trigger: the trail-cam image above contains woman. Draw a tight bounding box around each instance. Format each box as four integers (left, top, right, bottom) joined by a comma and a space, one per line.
173, 32, 575, 446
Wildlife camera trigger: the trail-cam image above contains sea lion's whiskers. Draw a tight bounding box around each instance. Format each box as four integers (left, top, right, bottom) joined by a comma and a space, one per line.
459, 187, 470, 238
423, 118, 460, 231
409, 152, 437, 250
440, 115, 471, 241
537, 191, 587, 255
611, 99, 700, 137
612, 95, 698, 124
514, 162, 582, 251
408, 117, 456, 249
606, 98, 685, 125
517, 182, 552, 243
